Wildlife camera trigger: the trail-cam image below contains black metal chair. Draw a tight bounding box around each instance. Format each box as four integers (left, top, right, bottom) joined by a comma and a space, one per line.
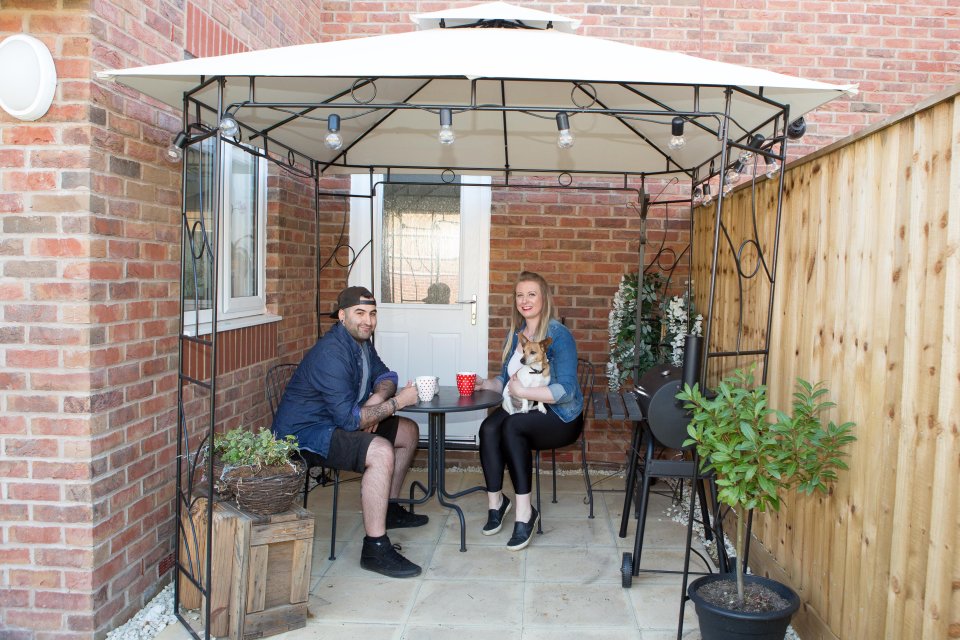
266, 362, 341, 560
533, 357, 596, 533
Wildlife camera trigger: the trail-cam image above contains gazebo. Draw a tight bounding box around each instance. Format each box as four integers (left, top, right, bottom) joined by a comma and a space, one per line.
99, 3, 854, 637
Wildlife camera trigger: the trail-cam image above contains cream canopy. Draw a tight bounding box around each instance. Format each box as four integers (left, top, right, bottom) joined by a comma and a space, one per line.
99, 2, 854, 178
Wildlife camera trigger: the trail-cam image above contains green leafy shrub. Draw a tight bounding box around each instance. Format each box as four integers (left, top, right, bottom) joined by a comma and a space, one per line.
213, 428, 299, 469
677, 366, 856, 606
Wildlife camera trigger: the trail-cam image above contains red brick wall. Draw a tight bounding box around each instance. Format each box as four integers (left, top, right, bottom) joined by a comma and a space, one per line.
0, 1, 326, 638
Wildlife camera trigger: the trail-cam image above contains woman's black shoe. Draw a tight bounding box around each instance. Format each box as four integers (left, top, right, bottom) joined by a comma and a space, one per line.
506, 507, 539, 551
482, 495, 512, 536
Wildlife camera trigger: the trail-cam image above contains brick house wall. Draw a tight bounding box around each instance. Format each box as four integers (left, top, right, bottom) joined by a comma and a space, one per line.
0, 1, 325, 638
0, 1, 956, 638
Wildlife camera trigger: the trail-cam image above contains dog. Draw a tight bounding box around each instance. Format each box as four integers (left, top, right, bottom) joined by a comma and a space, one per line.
502, 334, 552, 415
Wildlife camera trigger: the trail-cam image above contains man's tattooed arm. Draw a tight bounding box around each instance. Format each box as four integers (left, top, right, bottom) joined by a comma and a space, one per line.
358, 378, 399, 429
359, 397, 397, 429
366, 378, 397, 406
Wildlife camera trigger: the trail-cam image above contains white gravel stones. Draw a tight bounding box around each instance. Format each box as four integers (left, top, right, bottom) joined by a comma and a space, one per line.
107, 583, 177, 640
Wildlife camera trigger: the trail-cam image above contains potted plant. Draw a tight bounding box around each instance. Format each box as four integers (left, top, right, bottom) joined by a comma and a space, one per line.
677, 367, 856, 640
213, 427, 305, 515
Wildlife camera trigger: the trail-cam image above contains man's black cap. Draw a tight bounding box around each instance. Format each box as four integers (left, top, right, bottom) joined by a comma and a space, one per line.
329, 286, 376, 319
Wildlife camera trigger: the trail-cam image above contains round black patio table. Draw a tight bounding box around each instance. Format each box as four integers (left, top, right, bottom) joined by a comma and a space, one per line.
399, 386, 501, 551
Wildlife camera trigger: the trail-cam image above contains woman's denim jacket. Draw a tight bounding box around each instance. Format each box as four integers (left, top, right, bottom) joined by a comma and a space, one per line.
496, 318, 583, 423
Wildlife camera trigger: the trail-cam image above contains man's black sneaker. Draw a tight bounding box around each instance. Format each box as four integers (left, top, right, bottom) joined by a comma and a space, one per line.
482, 495, 512, 536
386, 503, 429, 529
360, 535, 422, 578
506, 507, 539, 551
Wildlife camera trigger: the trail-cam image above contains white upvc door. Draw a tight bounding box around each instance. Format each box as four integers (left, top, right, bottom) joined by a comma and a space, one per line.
349, 174, 492, 442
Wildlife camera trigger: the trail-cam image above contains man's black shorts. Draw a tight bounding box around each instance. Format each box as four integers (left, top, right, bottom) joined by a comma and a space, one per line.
301, 416, 400, 474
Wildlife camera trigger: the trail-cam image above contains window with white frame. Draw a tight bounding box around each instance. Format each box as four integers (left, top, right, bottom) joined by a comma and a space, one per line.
181, 138, 276, 335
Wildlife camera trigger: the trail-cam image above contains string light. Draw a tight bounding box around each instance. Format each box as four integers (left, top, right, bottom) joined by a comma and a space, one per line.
438, 108, 455, 145
324, 114, 343, 150
556, 112, 574, 149
668, 116, 686, 151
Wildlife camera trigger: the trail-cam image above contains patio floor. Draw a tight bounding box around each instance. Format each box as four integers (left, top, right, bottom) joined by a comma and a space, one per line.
160, 468, 709, 639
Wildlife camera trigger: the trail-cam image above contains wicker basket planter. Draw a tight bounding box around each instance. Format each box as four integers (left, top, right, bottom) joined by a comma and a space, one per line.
223, 459, 306, 515
197, 447, 233, 498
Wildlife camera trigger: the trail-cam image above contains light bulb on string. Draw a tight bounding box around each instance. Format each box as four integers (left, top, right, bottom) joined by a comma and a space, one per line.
765, 156, 780, 179
556, 112, 574, 149
218, 115, 239, 138
668, 116, 686, 151
438, 108, 455, 145
324, 114, 343, 150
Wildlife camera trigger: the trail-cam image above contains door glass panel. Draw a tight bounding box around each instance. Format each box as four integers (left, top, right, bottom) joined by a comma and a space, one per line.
380, 180, 460, 304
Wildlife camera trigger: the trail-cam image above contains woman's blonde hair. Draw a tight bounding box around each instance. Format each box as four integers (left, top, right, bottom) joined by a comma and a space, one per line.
500, 271, 558, 364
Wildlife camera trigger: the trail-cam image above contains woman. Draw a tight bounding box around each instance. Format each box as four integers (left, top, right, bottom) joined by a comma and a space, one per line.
475, 271, 584, 551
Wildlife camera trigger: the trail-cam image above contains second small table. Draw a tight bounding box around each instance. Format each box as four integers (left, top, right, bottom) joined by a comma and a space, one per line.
400, 386, 501, 551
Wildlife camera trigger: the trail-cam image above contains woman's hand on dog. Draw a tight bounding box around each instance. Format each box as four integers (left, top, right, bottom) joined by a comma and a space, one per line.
506, 375, 526, 399
507, 375, 554, 404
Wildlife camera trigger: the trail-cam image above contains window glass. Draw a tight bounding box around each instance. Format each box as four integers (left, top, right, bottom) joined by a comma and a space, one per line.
180, 140, 268, 333
380, 180, 461, 304
183, 137, 215, 314
228, 151, 258, 298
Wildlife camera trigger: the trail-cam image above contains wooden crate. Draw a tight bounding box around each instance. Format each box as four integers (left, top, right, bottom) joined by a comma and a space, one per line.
179, 499, 314, 640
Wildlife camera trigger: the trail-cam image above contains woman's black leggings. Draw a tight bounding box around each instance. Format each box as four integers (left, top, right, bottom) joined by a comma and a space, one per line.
479, 407, 584, 495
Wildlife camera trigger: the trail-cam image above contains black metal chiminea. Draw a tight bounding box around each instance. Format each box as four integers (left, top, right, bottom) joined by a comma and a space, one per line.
633, 334, 703, 450
620, 333, 729, 597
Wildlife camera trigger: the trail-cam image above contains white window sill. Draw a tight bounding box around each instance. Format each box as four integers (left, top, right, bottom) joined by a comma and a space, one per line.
182, 312, 282, 338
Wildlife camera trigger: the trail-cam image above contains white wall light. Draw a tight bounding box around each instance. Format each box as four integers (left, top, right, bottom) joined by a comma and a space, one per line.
0, 34, 58, 121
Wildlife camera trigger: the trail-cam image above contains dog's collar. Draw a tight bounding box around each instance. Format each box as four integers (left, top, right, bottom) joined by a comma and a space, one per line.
528, 367, 543, 375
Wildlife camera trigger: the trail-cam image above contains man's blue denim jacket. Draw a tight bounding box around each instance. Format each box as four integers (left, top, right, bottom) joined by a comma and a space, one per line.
272, 322, 398, 457
496, 318, 583, 423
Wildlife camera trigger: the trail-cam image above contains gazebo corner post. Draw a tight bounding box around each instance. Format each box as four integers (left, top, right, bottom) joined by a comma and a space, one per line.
632, 190, 650, 380
173, 92, 189, 632
686, 170, 699, 313
699, 88, 736, 389
368, 170, 376, 295
172, 80, 221, 640
314, 166, 322, 341
203, 77, 227, 640
758, 105, 791, 387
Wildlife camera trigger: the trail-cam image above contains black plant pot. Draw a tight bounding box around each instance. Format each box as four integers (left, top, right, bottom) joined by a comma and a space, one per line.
688, 574, 801, 640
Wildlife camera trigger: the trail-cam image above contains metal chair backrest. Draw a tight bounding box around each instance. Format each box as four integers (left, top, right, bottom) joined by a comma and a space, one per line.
577, 358, 596, 417
266, 363, 298, 420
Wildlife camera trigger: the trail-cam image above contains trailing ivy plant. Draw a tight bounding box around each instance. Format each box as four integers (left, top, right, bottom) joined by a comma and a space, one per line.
213, 428, 299, 469
606, 271, 664, 390
677, 366, 856, 608
662, 292, 703, 367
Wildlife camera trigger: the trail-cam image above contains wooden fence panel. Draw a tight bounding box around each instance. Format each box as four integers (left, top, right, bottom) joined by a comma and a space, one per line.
692, 88, 959, 639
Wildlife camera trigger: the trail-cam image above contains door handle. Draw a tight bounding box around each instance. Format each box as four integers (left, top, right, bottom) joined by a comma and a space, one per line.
456, 294, 477, 325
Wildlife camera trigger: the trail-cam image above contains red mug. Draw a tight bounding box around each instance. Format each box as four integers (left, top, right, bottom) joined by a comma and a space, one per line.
456, 372, 477, 396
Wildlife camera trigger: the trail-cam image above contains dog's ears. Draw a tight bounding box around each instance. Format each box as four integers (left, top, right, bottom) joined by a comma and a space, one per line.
540, 337, 553, 349
518, 332, 529, 346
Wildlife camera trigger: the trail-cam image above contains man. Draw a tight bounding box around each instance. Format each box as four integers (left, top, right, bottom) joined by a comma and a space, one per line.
273, 286, 426, 578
